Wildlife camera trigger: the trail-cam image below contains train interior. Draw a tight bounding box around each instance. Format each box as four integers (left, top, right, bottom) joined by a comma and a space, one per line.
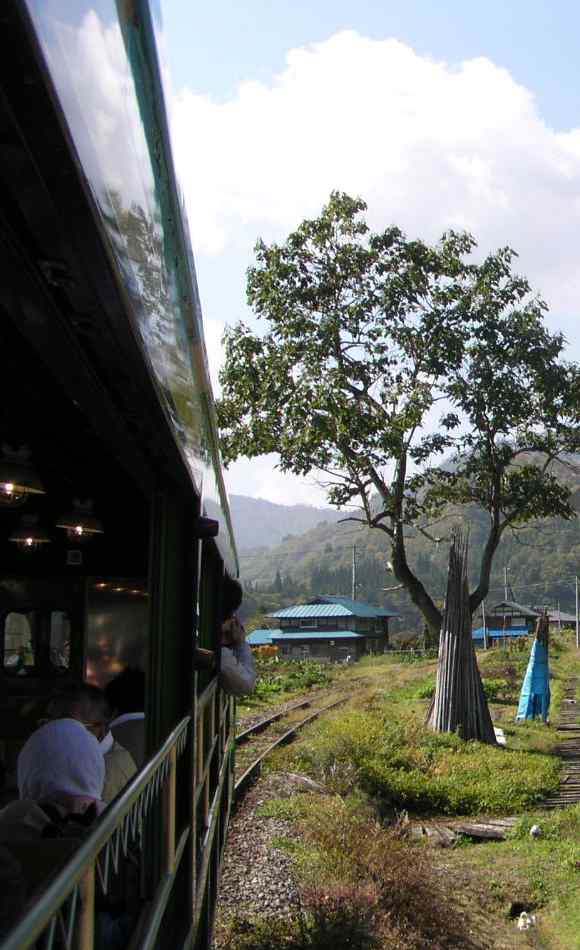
0, 312, 152, 799
0, 18, 187, 796
0, 10, 237, 946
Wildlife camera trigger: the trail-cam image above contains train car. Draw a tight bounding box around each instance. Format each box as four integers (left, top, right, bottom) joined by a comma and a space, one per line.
0, 2, 237, 947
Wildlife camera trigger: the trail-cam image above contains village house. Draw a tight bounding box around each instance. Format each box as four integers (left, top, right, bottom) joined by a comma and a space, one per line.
532, 606, 577, 630
247, 594, 399, 662
472, 600, 538, 647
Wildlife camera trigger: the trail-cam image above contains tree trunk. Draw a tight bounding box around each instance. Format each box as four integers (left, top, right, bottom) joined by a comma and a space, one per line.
469, 513, 503, 616
427, 530, 496, 744
390, 524, 442, 638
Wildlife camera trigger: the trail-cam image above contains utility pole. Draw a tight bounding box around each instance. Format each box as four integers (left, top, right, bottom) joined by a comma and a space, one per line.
576, 577, 580, 650
351, 545, 357, 601
504, 567, 510, 602
557, 600, 562, 633
482, 599, 488, 650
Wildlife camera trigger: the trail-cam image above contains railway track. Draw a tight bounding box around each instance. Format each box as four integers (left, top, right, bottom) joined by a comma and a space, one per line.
233, 693, 348, 803
542, 677, 580, 809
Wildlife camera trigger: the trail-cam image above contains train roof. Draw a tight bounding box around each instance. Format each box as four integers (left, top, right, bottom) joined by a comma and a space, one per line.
1, 2, 237, 573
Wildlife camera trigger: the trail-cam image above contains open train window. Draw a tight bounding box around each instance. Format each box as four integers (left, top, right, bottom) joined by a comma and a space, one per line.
2, 608, 72, 675
3, 610, 35, 673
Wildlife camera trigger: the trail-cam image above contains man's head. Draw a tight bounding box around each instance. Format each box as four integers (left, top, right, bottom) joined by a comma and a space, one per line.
103, 667, 145, 717
46, 684, 111, 741
222, 576, 243, 623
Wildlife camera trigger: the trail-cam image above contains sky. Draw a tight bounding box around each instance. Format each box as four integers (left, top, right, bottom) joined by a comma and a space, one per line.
162, 0, 580, 507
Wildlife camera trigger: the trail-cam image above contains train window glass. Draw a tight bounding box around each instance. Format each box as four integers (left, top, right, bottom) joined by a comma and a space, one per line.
50, 611, 71, 670
3, 611, 35, 673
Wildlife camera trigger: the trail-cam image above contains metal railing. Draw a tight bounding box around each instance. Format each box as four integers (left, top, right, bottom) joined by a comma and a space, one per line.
1, 681, 235, 950
189, 677, 235, 946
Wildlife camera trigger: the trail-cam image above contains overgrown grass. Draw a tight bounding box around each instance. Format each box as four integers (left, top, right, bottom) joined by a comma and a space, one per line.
231, 642, 580, 948
415, 676, 514, 703
260, 644, 575, 817
238, 658, 339, 712
220, 888, 382, 950
222, 794, 484, 949
443, 804, 580, 946
268, 694, 560, 815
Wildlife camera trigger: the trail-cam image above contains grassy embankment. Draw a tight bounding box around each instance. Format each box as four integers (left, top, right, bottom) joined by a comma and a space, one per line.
224, 636, 580, 949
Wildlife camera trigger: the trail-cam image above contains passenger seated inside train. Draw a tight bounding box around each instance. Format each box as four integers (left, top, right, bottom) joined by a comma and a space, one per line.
104, 669, 146, 769
220, 578, 257, 697
46, 684, 137, 803
0, 719, 105, 901
1, 718, 138, 948
0, 721, 104, 934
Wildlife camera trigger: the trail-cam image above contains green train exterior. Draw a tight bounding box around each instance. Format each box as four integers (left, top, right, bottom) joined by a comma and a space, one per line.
0, 2, 237, 947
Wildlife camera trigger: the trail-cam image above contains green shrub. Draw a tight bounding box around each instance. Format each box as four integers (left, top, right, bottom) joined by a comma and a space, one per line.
413, 676, 513, 703
414, 682, 435, 700
252, 658, 335, 702
270, 703, 560, 815
395, 650, 438, 664
256, 797, 308, 821
482, 678, 512, 701
220, 884, 381, 950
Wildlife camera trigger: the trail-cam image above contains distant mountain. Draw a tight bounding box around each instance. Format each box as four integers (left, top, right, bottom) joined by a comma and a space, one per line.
237, 456, 580, 635
229, 494, 343, 552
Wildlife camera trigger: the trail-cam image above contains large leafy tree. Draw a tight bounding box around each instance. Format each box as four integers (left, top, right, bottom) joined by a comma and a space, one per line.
217, 193, 580, 636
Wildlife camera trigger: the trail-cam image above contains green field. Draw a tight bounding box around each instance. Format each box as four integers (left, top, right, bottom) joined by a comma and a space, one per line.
224, 636, 580, 949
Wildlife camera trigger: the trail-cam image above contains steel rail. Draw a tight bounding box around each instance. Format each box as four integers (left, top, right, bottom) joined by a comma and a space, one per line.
234, 697, 348, 803
236, 697, 313, 745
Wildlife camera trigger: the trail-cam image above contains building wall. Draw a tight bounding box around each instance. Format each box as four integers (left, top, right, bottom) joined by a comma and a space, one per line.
278, 638, 366, 663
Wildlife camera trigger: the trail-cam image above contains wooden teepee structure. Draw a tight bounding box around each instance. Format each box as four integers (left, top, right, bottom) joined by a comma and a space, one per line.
427, 529, 496, 744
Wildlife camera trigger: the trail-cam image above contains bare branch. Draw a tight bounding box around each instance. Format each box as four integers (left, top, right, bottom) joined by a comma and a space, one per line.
415, 525, 447, 545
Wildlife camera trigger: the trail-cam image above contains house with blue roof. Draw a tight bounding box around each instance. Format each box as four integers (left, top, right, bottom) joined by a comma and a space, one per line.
247, 595, 399, 662
472, 600, 538, 647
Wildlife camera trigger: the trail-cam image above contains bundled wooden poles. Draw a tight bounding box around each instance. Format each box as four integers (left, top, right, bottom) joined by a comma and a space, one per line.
427, 529, 496, 744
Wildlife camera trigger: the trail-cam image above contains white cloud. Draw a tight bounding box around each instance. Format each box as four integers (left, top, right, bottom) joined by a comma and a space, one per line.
224, 455, 331, 507
168, 30, 580, 505
171, 30, 580, 316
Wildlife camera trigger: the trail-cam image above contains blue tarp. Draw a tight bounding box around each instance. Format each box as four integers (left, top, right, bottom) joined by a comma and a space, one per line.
472, 626, 528, 641
516, 638, 550, 722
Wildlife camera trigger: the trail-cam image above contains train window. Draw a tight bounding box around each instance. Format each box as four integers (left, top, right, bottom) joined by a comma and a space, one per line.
3, 611, 35, 673
50, 611, 71, 670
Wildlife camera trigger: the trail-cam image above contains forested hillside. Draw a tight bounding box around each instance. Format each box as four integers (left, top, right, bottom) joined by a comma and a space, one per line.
239, 458, 580, 636
229, 495, 342, 551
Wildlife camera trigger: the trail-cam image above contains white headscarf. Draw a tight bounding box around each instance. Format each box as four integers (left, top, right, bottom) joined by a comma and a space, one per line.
18, 718, 105, 804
